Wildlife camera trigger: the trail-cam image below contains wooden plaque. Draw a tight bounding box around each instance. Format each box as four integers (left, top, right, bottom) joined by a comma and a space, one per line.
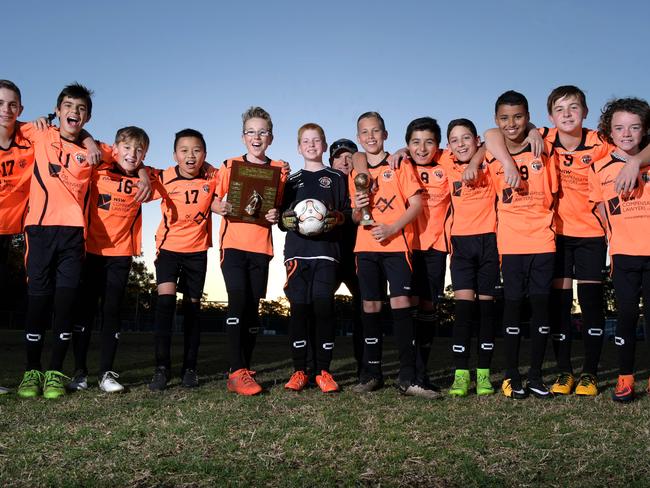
226, 160, 282, 226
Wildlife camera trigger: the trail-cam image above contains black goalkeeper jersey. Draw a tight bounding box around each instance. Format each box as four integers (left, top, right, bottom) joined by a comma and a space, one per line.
280, 167, 351, 262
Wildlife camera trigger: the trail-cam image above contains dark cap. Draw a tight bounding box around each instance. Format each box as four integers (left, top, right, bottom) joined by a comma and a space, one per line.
329, 138, 358, 163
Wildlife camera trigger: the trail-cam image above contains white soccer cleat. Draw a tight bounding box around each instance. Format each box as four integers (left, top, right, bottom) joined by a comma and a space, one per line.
98, 371, 125, 393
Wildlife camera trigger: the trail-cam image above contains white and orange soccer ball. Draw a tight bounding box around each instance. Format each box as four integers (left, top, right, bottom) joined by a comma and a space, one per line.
293, 198, 328, 236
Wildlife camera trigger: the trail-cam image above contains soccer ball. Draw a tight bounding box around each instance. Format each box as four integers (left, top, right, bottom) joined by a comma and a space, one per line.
293, 198, 327, 236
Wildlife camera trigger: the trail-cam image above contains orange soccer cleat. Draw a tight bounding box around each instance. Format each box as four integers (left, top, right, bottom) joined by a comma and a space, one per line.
315, 370, 340, 393
227, 368, 262, 396
284, 370, 309, 392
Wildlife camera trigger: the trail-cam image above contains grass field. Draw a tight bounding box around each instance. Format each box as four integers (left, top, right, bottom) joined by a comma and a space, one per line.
1, 329, 649, 487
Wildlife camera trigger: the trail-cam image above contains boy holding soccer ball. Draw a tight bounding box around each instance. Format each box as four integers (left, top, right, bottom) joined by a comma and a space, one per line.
279, 123, 349, 393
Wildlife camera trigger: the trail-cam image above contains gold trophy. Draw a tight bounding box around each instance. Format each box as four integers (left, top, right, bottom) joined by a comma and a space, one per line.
244, 190, 263, 216
354, 173, 374, 225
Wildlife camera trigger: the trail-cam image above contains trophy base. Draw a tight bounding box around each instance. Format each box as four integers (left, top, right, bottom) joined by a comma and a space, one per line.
360, 218, 375, 226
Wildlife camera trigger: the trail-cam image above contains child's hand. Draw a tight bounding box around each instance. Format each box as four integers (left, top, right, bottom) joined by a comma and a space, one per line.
615, 159, 641, 194
280, 160, 291, 173
85, 139, 103, 166
215, 200, 232, 216
281, 209, 297, 231
323, 210, 344, 233
462, 161, 480, 185
502, 163, 521, 189
525, 130, 544, 158
354, 190, 369, 208
387, 148, 407, 170
134, 179, 152, 203
371, 223, 396, 242
32, 116, 51, 131
265, 208, 280, 224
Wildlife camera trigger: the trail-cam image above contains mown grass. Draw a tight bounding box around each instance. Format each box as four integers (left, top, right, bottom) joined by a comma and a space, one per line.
0, 330, 649, 487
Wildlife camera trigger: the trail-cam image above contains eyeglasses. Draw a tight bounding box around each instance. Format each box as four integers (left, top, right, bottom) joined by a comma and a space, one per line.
243, 129, 272, 138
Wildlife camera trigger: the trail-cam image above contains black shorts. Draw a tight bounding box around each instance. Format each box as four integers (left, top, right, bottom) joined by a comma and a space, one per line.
450, 233, 499, 296
284, 259, 338, 304
356, 251, 412, 301
82, 253, 132, 293
220, 248, 271, 301
553, 235, 607, 281
611, 254, 650, 305
25, 225, 85, 295
412, 249, 447, 303
155, 248, 208, 299
0, 234, 11, 266
501, 252, 555, 300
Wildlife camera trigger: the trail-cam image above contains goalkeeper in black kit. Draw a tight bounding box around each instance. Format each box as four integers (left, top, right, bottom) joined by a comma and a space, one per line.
279, 123, 351, 393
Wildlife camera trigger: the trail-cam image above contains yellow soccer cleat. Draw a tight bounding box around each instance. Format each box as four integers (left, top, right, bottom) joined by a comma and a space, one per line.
550, 372, 575, 395
574, 374, 598, 396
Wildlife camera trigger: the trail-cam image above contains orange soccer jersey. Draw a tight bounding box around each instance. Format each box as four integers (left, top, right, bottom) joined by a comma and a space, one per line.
21, 123, 112, 229
0, 124, 35, 234
542, 127, 613, 238
410, 152, 451, 252
588, 153, 650, 256
154, 165, 218, 253
486, 143, 558, 254
216, 155, 288, 257
86, 163, 157, 256
439, 149, 497, 237
350, 155, 422, 253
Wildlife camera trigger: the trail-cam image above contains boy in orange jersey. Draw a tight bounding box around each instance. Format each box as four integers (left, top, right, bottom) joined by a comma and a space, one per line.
403, 117, 449, 394
16, 83, 121, 400
484, 86, 650, 396
349, 111, 437, 398
588, 97, 650, 402
441, 119, 498, 397
67, 127, 153, 393
148, 129, 219, 391
279, 123, 348, 393
213, 107, 288, 396
486, 91, 558, 400
0, 80, 33, 395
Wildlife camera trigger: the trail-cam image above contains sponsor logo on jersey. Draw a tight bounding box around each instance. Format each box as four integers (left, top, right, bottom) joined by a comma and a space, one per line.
97, 193, 112, 210
453, 181, 463, 196
193, 211, 208, 225
376, 195, 396, 213
48, 163, 62, 177
382, 170, 393, 181
607, 196, 621, 215
502, 187, 513, 204
531, 161, 543, 173
319, 176, 332, 188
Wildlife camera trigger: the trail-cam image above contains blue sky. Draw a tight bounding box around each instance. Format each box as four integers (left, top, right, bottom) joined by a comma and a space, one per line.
7, 0, 649, 301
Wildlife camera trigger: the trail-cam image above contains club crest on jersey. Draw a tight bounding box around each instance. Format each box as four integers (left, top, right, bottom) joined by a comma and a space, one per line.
434, 169, 444, 180
202, 184, 210, 193
531, 160, 543, 173
642, 173, 650, 183
18, 159, 26, 168
581, 155, 592, 165
97, 193, 111, 210
319, 176, 332, 188
382, 170, 394, 181
75, 152, 86, 164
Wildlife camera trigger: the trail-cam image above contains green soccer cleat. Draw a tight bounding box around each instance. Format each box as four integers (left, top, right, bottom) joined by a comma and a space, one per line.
476, 368, 495, 396
448, 369, 470, 397
43, 370, 69, 400
17, 370, 44, 398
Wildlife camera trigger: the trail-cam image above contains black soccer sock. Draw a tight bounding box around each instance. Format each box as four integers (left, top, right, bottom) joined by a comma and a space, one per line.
392, 307, 416, 384
182, 300, 202, 372
577, 283, 605, 375
502, 299, 523, 381
49, 287, 77, 371
361, 311, 383, 379
550, 288, 574, 373
289, 303, 310, 372
528, 294, 550, 380
351, 296, 364, 376
24, 294, 51, 371
242, 301, 260, 369
615, 300, 638, 375
478, 299, 496, 369
225, 290, 246, 371
314, 298, 335, 372
452, 300, 473, 370
415, 308, 435, 383
72, 322, 92, 374
98, 286, 124, 374
154, 294, 176, 370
